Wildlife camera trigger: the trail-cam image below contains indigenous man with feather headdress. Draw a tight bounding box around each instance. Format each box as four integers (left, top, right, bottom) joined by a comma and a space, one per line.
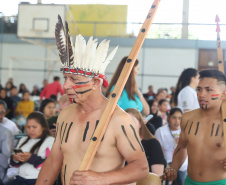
35, 15, 148, 185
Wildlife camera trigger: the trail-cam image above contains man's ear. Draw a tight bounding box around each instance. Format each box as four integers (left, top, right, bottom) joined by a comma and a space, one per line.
221, 90, 226, 100
92, 77, 101, 90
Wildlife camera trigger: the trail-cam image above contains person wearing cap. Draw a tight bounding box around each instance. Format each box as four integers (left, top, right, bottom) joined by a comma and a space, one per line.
35, 16, 148, 185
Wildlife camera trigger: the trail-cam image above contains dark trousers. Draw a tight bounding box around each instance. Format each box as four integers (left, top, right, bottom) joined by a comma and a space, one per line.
5, 176, 36, 185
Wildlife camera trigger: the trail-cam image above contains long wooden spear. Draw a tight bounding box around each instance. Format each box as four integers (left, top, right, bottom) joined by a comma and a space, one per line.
79, 0, 161, 170
216, 15, 226, 155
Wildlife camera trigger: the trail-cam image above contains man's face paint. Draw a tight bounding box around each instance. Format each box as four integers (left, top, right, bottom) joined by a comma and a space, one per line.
72, 81, 92, 95
211, 94, 219, 100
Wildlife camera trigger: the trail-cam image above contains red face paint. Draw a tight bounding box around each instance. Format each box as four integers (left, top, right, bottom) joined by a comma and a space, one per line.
211, 94, 219, 97
69, 98, 73, 103
72, 84, 90, 89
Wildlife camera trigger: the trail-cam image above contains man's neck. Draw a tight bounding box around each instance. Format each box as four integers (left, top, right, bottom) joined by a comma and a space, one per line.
200, 105, 222, 118
77, 93, 107, 113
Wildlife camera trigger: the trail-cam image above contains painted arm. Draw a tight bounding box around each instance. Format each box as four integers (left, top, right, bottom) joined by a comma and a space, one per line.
35, 123, 63, 185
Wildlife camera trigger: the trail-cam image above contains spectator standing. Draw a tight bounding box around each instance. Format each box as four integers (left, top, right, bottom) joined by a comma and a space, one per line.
155, 108, 188, 185
125, 108, 165, 176
0, 100, 20, 135
0, 124, 14, 184
40, 76, 64, 101
6, 112, 54, 185
105, 56, 150, 116
0, 88, 14, 119
173, 68, 199, 112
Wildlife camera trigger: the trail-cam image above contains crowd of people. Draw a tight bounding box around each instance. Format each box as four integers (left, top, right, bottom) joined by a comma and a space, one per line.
0, 28, 225, 185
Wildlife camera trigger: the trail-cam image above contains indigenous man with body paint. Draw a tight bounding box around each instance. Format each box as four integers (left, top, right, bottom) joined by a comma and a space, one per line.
35, 16, 148, 185
163, 69, 226, 185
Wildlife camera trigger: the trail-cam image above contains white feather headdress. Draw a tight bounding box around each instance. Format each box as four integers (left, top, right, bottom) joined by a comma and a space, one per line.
55, 15, 118, 87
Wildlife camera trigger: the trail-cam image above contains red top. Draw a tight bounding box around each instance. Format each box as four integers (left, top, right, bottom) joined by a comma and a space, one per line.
40, 81, 65, 100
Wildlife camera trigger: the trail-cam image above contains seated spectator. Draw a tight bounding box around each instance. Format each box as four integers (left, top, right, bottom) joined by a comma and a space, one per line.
31, 85, 41, 96
0, 100, 20, 136
0, 124, 14, 184
39, 99, 56, 119
143, 85, 156, 101
6, 112, 54, 185
0, 88, 14, 119
146, 99, 163, 131
47, 94, 71, 137
18, 83, 29, 95
5, 81, 13, 97
157, 99, 169, 126
155, 108, 188, 185
16, 91, 34, 119
10, 86, 22, 107
156, 88, 168, 103
125, 108, 165, 176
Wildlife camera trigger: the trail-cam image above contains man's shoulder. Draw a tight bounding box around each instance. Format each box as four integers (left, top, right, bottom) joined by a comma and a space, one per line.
183, 108, 200, 119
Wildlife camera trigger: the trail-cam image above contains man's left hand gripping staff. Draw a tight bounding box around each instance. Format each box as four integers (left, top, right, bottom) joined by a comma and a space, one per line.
69, 170, 105, 185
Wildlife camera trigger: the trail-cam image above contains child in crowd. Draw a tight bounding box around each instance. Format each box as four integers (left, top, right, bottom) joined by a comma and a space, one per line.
157, 99, 169, 126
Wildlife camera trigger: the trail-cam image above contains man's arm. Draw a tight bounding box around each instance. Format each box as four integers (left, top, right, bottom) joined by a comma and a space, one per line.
35, 122, 63, 185
0, 131, 13, 169
164, 115, 188, 181
70, 112, 149, 185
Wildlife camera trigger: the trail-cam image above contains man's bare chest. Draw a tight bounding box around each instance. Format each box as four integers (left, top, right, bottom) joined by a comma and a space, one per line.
184, 119, 224, 149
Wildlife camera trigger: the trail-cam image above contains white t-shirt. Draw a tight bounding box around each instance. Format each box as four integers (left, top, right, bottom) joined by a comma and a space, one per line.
177, 86, 199, 112
1, 117, 20, 135
155, 124, 188, 171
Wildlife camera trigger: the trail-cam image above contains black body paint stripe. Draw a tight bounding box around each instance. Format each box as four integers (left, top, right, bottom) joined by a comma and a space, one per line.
75, 81, 90, 85
65, 122, 73, 143
211, 97, 219, 100
130, 124, 144, 152
83, 122, 89, 142
76, 89, 92, 94
90, 120, 99, 140
60, 122, 64, 142
215, 124, 220, 136
195, 122, 200, 135
174, 148, 181, 155
61, 123, 68, 144
184, 120, 189, 131
205, 105, 207, 109
121, 125, 136, 151
222, 131, 224, 137
188, 122, 193, 134
211, 123, 215, 136
64, 164, 67, 185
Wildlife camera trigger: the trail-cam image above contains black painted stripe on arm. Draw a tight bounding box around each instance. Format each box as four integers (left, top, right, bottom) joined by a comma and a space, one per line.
130, 124, 144, 152
121, 125, 136, 151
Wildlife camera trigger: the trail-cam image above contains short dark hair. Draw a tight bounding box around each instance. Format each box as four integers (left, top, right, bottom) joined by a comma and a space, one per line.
0, 100, 7, 109
159, 99, 168, 105
54, 76, 60, 81
169, 107, 182, 117
199, 70, 226, 85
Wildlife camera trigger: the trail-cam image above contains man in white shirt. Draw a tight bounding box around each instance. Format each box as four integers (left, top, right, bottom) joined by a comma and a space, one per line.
0, 100, 20, 135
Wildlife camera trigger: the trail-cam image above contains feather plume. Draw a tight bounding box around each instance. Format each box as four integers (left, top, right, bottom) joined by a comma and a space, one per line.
83, 36, 95, 70
91, 39, 110, 73
65, 22, 74, 66
99, 46, 118, 74
55, 15, 67, 65
74, 34, 86, 69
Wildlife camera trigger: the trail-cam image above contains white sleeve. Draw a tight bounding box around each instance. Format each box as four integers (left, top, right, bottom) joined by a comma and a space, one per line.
178, 90, 196, 111
155, 129, 163, 146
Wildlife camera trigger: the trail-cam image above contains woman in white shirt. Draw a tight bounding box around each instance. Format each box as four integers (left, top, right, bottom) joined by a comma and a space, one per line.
173, 68, 199, 112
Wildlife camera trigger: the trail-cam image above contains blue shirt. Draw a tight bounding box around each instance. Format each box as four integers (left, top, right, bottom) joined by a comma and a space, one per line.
110, 86, 143, 112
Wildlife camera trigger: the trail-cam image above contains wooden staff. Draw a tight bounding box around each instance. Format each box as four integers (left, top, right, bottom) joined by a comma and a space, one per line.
216, 15, 226, 155
79, 0, 161, 170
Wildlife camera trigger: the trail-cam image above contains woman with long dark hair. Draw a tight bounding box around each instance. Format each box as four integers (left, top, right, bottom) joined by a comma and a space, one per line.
6, 111, 54, 185
125, 108, 165, 176
105, 56, 149, 116
173, 68, 199, 112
